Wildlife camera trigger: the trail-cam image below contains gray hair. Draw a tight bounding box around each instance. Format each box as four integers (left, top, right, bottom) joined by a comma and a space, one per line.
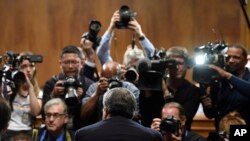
44, 98, 68, 114
103, 88, 136, 118
123, 46, 145, 66
163, 102, 185, 120
166, 46, 189, 63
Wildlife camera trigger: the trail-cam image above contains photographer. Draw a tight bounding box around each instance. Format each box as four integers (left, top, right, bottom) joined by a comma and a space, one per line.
1, 52, 43, 141
80, 21, 102, 82
207, 111, 246, 141
42, 45, 93, 131
200, 44, 250, 131
151, 102, 206, 141
80, 61, 140, 126
96, 8, 155, 65
140, 47, 201, 130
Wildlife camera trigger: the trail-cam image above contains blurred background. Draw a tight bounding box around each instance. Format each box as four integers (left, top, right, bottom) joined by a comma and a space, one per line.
0, 0, 249, 86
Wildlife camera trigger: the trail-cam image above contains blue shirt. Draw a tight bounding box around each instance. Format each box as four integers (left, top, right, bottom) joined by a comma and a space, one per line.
96, 30, 155, 65
82, 81, 140, 122
40, 130, 65, 141
82, 81, 140, 106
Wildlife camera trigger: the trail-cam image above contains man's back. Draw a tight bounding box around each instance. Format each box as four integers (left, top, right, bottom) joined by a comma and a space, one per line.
74, 116, 163, 141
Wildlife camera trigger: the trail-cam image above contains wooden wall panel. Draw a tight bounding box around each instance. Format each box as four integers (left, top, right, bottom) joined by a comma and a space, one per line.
0, 0, 249, 86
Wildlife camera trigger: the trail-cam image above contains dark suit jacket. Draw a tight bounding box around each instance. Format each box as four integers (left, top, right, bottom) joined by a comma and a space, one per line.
74, 116, 163, 141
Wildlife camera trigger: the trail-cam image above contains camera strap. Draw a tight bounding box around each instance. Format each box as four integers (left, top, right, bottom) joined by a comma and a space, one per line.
182, 129, 188, 141
131, 32, 136, 49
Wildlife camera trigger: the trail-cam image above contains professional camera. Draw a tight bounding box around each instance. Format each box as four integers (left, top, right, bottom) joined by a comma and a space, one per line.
124, 67, 138, 83
62, 77, 81, 98
160, 115, 181, 136
108, 76, 122, 89
1, 51, 43, 99
61, 76, 82, 105
115, 5, 137, 29
82, 20, 102, 50
136, 49, 177, 91
192, 41, 227, 84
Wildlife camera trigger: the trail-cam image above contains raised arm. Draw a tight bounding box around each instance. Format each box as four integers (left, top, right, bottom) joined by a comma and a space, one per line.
96, 10, 120, 65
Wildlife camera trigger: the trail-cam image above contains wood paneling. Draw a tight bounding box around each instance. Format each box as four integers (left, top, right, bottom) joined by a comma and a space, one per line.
0, 0, 249, 86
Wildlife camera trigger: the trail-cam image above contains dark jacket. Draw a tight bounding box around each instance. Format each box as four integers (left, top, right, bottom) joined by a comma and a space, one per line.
140, 79, 201, 130
74, 116, 163, 141
42, 73, 93, 130
32, 127, 74, 141
203, 68, 250, 130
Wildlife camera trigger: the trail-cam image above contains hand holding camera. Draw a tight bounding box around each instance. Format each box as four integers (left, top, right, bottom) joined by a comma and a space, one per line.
108, 10, 120, 31
127, 19, 144, 38
208, 64, 232, 79
151, 118, 162, 131
52, 80, 65, 98
96, 77, 109, 96
151, 116, 182, 141
115, 5, 136, 29
82, 20, 102, 50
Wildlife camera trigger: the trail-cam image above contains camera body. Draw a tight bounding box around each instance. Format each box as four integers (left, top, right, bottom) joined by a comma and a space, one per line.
61, 76, 82, 105
108, 76, 122, 89
160, 115, 181, 136
124, 67, 138, 83
115, 5, 136, 29
61, 77, 81, 98
136, 49, 177, 90
1, 51, 43, 99
82, 20, 102, 50
193, 41, 227, 84
3, 51, 43, 70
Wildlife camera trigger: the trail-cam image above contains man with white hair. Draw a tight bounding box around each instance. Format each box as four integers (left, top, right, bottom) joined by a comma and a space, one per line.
123, 45, 145, 67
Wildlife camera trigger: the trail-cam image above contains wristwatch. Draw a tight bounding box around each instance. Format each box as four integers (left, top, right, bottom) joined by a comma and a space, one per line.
139, 35, 145, 41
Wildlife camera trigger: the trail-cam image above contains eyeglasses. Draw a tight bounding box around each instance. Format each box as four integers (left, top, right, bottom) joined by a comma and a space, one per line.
45, 113, 66, 119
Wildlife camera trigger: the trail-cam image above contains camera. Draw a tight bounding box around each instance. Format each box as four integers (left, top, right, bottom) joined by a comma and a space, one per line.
192, 41, 227, 84
136, 49, 177, 91
108, 76, 122, 89
1, 51, 43, 99
82, 20, 102, 50
61, 77, 81, 98
160, 115, 181, 136
115, 5, 137, 29
124, 67, 138, 83
60, 76, 82, 105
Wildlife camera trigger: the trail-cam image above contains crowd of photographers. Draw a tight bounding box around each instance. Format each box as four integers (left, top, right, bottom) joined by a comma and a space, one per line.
1, 5, 250, 141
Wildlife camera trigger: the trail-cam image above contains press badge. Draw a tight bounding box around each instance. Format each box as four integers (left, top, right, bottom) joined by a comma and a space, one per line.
21, 112, 30, 124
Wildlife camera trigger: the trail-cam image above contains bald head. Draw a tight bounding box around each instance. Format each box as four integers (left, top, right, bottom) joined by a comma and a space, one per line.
101, 61, 120, 78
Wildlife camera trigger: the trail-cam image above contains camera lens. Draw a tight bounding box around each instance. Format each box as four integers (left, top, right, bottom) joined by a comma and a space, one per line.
89, 20, 101, 35
115, 5, 136, 29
